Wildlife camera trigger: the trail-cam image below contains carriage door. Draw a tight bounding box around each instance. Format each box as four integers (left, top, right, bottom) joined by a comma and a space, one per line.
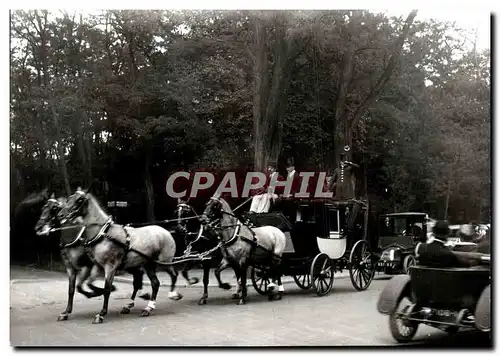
316, 206, 347, 259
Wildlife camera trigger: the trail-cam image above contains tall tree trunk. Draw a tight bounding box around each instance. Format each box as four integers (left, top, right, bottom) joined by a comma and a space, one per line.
252, 14, 295, 171
49, 100, 71, 195
144, 152, 155, 222
443, 168, 453, 220
252, 17, 270, 171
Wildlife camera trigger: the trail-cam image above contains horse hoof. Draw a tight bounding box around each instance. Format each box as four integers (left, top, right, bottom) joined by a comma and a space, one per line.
189, 277, 200, 285
57, 314, 68, 321
92, 315, 104, 324
198, 298, 207, 305
169, 294, 183, 301
139, 293, 151, 300
110, 285, 117, 292
141, 309, 151, 317
238, 299, 246, 305
219, 283, 231, 290
120, 307, 131, 314
231, 293, 240, 300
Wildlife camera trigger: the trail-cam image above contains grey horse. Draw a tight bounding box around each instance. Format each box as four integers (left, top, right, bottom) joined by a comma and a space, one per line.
200, 195, 287, 305
58, 189, 183, 324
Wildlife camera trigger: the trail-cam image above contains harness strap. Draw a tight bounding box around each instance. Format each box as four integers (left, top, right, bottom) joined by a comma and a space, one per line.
60, 226, 86, 249
85, 218, 113, 247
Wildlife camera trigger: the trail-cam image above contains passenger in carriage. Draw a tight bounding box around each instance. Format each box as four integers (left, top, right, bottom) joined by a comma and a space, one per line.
249, 161, 281, 214
272, 157, 302, 222
284, 157, 301, 197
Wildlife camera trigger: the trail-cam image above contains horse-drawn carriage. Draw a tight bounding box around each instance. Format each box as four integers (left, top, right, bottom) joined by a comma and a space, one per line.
377, 241, 491, 343
246, 197, 376, 296
374, 212, 429, 275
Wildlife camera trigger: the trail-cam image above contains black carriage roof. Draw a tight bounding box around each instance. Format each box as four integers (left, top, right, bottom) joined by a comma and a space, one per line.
381, 212, 427, 217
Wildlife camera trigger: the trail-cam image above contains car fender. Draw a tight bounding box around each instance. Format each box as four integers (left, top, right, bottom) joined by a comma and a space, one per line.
474, 284, 491, 332
377, 274, 411, 315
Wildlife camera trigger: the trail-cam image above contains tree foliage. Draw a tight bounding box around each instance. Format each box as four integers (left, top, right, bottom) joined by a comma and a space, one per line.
10, 9, 491, 236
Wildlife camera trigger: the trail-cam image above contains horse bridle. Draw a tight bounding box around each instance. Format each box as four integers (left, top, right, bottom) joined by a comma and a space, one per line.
43, 198, 64, 226
200, 197, 252, 247
60, 190, 87, 223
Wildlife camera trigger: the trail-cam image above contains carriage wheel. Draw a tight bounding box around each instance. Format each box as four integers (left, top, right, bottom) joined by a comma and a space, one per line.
293, 274, 312, 290
310, 253, 334, 297
349, 240, 375, 291
250, 266, 271, 296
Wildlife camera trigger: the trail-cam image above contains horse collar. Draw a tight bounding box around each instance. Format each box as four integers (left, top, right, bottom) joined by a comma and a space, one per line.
60, 226, 86, 249
222, 221, 241, 247
85, 218, 114, 246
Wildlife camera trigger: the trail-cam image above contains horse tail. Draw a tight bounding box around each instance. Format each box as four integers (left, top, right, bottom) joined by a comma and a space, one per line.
271, 227, 287, 257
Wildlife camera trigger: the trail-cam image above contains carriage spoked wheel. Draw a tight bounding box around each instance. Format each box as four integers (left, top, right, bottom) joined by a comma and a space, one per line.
292, 274, 312, 290
310, 253, 334, 297
349, 240, 375, 291
250, 266, 271, 296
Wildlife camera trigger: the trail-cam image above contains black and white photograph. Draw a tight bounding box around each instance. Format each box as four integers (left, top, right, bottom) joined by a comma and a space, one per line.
8, 4, 492, 348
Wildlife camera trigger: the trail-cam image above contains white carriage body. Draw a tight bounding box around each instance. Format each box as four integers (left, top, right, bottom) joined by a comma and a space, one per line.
316, 209, 346, 259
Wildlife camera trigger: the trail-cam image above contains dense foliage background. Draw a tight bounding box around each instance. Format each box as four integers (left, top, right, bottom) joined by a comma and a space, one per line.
10, 10, 490, 262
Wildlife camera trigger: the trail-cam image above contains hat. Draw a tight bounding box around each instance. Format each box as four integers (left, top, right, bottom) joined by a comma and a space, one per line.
267, 160, 277, 167
286, 157, 295, 166
433, 220, 450, 237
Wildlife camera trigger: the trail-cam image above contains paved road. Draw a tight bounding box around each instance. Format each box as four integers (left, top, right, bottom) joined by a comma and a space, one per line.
10, 266, 491, 347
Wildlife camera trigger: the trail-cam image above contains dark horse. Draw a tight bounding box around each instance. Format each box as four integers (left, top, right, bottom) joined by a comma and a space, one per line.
174, 200, 241, 305
58, 189, 184, 324
200, 195, 287, 305
12, 189, 51, 260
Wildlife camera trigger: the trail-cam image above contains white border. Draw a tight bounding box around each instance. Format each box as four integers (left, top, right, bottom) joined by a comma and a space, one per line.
3, 1, 496, 355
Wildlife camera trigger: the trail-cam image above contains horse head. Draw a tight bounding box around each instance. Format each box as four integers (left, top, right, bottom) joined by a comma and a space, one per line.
200, 195, 229, 225
34, 193, 65, 236
58, 188, 89, 224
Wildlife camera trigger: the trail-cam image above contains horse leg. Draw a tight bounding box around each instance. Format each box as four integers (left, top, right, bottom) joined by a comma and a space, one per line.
214, 258, 231, 290
141, 266, 160, 317
165, 266, 183, 301
92, 265, 116, 324
86, 264, 117, 296
120, 268, 144, 314
232, 267, 242, 300
197, 259, 211, 305
238, 266, 249, 305
181, 263, 199, 285
134, 268, 151, 300
57, 267, 77, 321
75, 266, 94, 298
269, 274, 284, 302
269, 257, 284, 301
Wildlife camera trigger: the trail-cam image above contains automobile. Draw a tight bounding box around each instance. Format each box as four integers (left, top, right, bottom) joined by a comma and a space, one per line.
374, 212, 428, 275
377, 243, 491, 343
